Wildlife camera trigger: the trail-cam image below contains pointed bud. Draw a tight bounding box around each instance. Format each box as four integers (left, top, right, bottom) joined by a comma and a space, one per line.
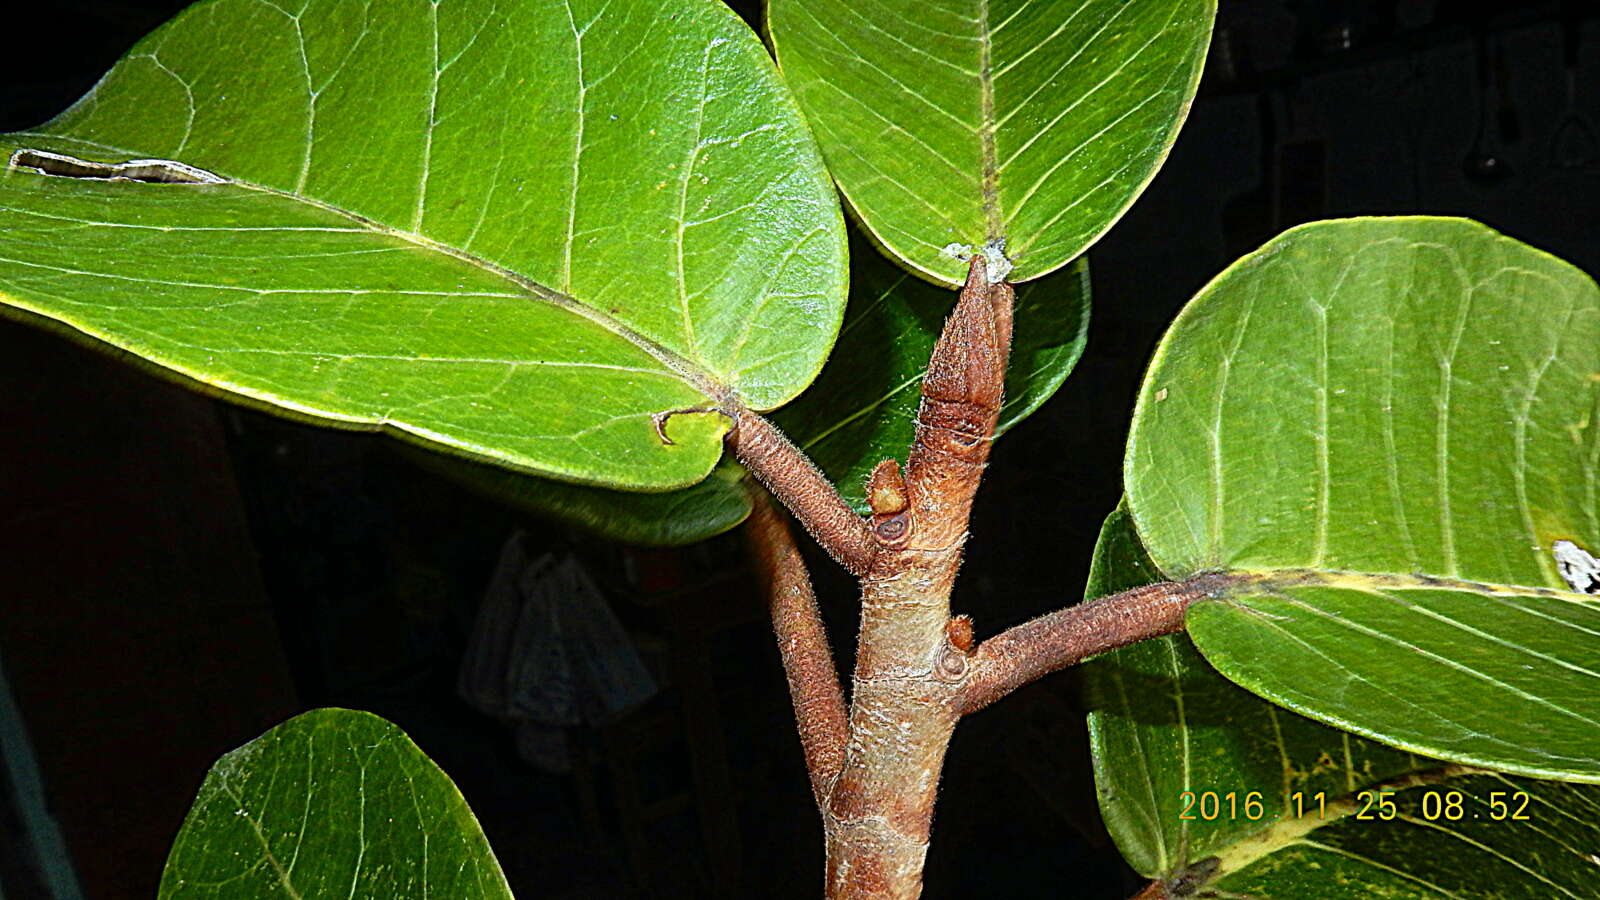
922, 256, 1003, 409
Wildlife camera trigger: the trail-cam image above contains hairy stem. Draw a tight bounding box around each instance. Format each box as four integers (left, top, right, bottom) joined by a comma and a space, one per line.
955, 573, 1238, 715
728, 408, 877, 575
824, 258, 1011, 899
765, 258, 1227, 899
744, 482, 849, 806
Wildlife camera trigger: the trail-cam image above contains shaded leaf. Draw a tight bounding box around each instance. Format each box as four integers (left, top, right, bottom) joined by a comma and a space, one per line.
1199, 771, 1600, 899
405, 446, 754, 546
0, 0, 846, 491
1124, 217, 1600, 781
768, 0, 1213, 283
159, 708, 511, 900
1084, 502, 1427, 879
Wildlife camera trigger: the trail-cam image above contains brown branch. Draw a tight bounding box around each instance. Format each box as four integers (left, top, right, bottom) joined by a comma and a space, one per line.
743, 482, 848, 806
821, 258, 1016, 898
955, 573, 1240, 715
727, 408, 876, 575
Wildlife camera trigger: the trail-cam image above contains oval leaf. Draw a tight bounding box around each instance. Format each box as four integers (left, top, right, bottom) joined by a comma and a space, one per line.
0, 0, 846, 491
1125, 217, 1600, 781
159, 708, 511, 900
768, 0, 1213, 283
1085, 502, 1429, 879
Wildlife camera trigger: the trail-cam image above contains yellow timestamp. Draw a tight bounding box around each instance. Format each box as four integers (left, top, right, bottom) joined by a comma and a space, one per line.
1353, 788, 1532, 822
1178, 790, 1267, 820
1178, 789, 1533, 822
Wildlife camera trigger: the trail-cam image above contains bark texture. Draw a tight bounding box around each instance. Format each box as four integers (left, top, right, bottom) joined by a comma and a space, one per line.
745, 484, 849, 806
730, 408, 877, 575
957, 573, 1237, 715
740, 259, 1221, 900
823, 259, 1010, 899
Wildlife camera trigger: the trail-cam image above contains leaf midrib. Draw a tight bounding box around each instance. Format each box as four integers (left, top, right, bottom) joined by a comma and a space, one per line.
976, 0, 1001, 242
1224, 566, 1593, 605
6, 135, 734, 407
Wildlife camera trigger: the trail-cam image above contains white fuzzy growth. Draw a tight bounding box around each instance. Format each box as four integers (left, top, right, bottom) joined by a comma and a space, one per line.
940, 240, 1013, 284
978, 239, 1013, 284
1552, 540, 1600, 594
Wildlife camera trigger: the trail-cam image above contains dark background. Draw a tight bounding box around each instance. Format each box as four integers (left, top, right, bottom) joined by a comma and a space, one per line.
1, 1, 1597, 898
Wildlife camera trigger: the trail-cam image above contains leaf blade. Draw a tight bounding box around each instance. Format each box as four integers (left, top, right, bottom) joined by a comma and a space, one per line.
769, 0, 1213, 283
0, 168, 725, 488
159, 708, 512, 900
1, 0, 847, 489
1084, 503, 1426, 878
1205, 772, 1600, 899
1124, 216, 1600, 781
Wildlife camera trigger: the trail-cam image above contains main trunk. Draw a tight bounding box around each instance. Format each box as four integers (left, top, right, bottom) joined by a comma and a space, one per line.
823, 546, 966, 898
741, 258, 1014, 900
820, 255, 1009, 898
743, 254, 1215, 896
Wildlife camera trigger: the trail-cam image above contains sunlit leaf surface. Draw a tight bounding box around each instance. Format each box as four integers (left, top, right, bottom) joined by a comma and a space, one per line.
1125, 217, 1600, 781
0, 0, 846, 491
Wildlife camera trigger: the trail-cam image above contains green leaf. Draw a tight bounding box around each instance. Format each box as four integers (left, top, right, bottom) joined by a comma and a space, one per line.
1088, 506, 1600, 896
0, 0, 846, 491
1124, 217, 1600, 781
159, 708, 511, 900
1084, 502, 1428, 879
768, 0, 1213, 283
1200, 772, 1600, 899
417, 223, 1087, 544
777, 230, 1089, 510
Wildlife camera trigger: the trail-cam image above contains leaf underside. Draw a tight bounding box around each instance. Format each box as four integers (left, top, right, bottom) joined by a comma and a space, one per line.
159, 708, 512, 900
0, 0, 847, 491
769, 0, 1214, 284
1125, 217, 1600, 781
1088, 505, 1600, 900
1204, 772, 1600, 900
1084, 503, 1428, 879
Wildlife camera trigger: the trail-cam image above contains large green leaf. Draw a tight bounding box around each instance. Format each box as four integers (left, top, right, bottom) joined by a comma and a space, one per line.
1084, 502, 1428, 879
1088, 505, 1600, 898
159, 708, 511, 900
1125, 217, 1600, 781
768, 0, 1213, 284
0, 0, 846, 491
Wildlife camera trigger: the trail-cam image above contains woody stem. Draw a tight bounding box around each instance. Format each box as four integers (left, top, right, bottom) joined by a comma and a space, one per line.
743, 482, 849, 806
